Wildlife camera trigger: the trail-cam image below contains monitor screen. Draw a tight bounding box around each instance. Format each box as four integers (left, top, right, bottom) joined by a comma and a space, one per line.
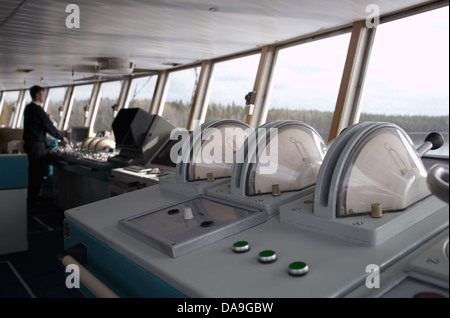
112, 108, 154, 150
70, 127, 90, 144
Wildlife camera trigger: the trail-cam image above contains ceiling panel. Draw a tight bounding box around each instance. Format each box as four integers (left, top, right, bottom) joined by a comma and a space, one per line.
0, 0, 432, 90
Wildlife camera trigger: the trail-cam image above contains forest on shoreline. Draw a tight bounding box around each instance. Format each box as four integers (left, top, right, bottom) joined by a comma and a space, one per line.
2, 98, 448, 138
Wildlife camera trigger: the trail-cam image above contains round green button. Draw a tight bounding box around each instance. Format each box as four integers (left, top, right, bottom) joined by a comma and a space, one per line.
232, 241, 250, 253
258, 250, 277, 263
288, 261, 309, 276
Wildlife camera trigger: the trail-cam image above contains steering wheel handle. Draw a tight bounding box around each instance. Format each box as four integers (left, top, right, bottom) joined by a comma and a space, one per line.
427, 164, 449, 204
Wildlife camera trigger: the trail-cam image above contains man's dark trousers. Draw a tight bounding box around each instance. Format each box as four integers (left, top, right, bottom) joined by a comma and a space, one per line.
24, 141, 46, 208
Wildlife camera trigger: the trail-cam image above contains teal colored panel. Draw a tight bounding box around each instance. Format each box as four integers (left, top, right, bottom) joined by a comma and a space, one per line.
0, 155, 28, 189
64, 220, 187, 298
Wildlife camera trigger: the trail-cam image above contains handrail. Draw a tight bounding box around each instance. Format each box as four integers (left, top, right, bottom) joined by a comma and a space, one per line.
60, 254, 119, 298
427, 164, 449, 204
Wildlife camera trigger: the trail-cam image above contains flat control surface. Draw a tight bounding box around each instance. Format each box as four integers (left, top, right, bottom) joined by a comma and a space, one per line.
118, 196, 267, 257
112, 167, 173, 183
65, 184, 449, 297
381, 277, 448, 298
409, 236, 449, 283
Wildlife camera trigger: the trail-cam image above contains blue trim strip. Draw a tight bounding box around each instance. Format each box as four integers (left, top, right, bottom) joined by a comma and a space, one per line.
64, 220, 187, 298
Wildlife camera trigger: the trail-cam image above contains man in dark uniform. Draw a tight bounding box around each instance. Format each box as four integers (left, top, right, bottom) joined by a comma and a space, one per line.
22, 85, 69, 208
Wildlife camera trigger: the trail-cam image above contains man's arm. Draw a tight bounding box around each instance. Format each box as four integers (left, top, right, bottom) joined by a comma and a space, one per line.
38, 108, 66, 141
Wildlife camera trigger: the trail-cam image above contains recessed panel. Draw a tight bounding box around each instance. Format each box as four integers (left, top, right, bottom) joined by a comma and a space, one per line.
118, 196, 267, 257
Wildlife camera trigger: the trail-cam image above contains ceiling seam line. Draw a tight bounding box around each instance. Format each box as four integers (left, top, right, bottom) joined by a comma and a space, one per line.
0, 0, 28, 30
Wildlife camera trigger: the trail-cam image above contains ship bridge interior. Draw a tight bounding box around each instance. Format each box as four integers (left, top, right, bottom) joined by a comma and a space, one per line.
0, 0, 448, 301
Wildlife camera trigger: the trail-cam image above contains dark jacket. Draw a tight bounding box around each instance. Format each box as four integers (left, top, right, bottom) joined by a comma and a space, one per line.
22, 102, 64, 142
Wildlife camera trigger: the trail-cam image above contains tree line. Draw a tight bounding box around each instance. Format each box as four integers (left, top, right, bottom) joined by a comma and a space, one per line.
2, 98, 448, 138
164, 100, 448, 137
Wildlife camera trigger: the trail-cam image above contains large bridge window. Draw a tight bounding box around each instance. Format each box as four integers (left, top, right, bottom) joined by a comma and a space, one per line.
14, 89, 32, 129
359, 6, 449, 158
128, 76, 157, 112
45, 87, 67, 128
94, 81, 122, 135
70, 84, 94, 128
0, 91, 20, 127
267, 33, 350, 141
205, 54, 260, 123
162, 67, 200, 128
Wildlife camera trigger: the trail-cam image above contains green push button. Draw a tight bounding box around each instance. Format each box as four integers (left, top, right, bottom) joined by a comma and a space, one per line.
288, 261, 309, 276
258, 250, 277, 263
232, 241, 250, 253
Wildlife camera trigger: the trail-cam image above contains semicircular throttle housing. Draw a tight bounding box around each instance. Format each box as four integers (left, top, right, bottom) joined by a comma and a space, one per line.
279, 121, 447, 246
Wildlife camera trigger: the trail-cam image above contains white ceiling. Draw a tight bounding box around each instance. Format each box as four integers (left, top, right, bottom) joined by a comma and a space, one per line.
0, 0, 432, 90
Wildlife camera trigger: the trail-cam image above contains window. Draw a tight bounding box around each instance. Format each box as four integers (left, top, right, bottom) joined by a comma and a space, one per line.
128, 76, 157, 112
70, 84, 94, 128
162, 67, 200, 128
205, 54, 260, 123
359, 7, 449, 157
45, 87, 67, 127
94, 81, 122, 134
15, 90, 31, 129
0, 91, 20, 127
267, 33, 351, 141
